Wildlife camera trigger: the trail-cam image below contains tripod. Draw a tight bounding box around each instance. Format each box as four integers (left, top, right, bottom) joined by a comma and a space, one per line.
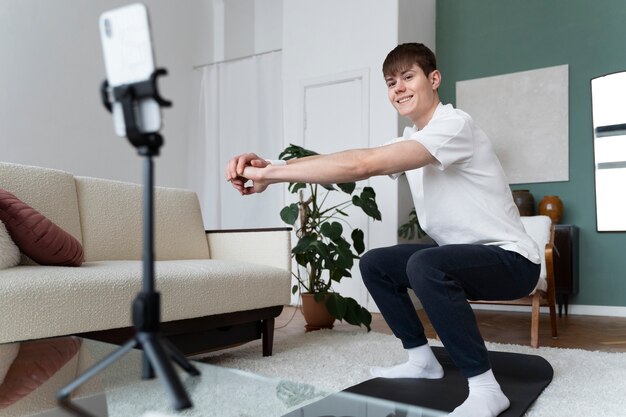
57, 69, 200, 414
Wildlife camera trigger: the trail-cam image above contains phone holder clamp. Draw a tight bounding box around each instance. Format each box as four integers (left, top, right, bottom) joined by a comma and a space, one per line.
100, 68, 171, 156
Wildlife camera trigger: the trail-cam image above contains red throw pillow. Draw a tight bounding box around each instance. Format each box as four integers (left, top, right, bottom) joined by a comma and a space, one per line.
0, 188, 83, 266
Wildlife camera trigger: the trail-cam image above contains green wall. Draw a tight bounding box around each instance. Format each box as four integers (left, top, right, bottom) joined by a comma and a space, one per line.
436, 0, 626, 307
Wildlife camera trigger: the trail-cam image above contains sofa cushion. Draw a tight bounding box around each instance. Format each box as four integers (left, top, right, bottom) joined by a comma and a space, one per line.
0, 260, 290, 344
0, 189, 84, 266
0, 163, 83, 265
0, 220, 20, 270
75, 177, 210, 262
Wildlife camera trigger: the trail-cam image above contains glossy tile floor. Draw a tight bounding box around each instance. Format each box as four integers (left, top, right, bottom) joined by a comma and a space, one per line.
275, 306, 626, 353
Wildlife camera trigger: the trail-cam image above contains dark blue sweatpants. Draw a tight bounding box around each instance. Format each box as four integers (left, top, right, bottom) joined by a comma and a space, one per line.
359, 243, 540, 378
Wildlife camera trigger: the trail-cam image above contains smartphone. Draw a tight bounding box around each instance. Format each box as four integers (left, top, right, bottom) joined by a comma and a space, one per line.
99, 3, 161, 137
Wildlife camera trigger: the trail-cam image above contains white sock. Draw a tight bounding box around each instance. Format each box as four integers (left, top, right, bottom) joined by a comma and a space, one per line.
369, 344, 444, 379
448, 369, 510, 417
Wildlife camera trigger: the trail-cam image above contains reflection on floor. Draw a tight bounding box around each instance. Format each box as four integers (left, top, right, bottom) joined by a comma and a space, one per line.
0, 337, 81, 410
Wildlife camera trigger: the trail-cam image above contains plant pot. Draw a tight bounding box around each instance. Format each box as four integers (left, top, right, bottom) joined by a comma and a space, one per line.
301, 293, 335, 332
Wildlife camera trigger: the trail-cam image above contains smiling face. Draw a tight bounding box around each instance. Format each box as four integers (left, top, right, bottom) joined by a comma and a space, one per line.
385, 64, 441, 129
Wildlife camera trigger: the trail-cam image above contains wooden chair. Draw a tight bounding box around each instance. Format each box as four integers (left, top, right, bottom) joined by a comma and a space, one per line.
471, 215, 558, 348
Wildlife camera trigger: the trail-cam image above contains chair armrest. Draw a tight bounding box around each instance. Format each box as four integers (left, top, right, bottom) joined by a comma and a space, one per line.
206, 227, 292, 271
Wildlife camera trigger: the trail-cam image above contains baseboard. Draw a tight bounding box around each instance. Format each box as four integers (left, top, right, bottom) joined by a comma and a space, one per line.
291, 301, 626, 318
470, 303, 626, 318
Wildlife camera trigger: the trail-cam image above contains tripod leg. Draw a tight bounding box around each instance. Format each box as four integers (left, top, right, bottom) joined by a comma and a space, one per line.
57, 338, 138, 403
139, 333, 193, 410
162, 338, 201, 376
143, 352, 155, 379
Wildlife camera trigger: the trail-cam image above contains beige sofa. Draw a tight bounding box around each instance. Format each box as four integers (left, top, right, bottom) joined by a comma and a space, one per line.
0, 162, 291, 356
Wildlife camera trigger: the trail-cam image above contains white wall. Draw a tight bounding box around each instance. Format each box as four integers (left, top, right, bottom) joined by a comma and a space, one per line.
223, 0, 255, 59
254, 0, 282, 54
0, 0, 211, 187
212, 0, 282, 62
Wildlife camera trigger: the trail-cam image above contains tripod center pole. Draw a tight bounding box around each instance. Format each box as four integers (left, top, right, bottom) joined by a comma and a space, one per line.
143, 152, 155, 294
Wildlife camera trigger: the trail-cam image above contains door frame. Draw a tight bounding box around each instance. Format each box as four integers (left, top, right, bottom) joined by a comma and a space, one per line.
298, 68, 370, 146
294, 68, 372, 307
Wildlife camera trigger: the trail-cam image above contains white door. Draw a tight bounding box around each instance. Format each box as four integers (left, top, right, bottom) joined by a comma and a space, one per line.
300, 71, 371, 309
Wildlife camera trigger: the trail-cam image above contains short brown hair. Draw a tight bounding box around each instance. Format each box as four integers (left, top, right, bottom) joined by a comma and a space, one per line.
382, 43, 437, 78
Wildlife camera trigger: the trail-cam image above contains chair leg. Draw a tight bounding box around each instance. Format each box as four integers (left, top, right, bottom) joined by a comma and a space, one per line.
547, 289, 558, 339
531, 293, 540, 348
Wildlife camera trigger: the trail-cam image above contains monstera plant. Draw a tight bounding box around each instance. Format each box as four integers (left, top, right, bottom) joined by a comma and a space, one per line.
398, 207, 427, 240
278, 144, 381, 331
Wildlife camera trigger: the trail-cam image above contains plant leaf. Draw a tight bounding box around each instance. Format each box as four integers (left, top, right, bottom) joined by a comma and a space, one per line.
352, 187, 382, 221
329, 269, 340, 282
397, 208, 428, 240
330, 268, 351, 282
279, 144, 318, 160
292, 234, 318, 254
351, 229, 365, 254
326, 293, 347, 320
294, 253, 308, 267
313, 292, 326, 303
326, 295, 372, 330
280, 203, 299, 225
398, 223, 415, 240
360, 306, 372, 331
337, 182, 356, 195
335, 243, 354, 269
320, 221, 343, 240
288, 182, 307, 194
312, 240, 331, 262
342, 297, 361, 326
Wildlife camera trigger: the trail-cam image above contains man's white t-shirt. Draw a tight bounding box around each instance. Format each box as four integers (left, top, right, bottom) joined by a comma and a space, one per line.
388, 103, 540, 264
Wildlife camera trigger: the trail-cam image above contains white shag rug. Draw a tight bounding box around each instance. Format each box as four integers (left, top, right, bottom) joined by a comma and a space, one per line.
199, 329, 626, 417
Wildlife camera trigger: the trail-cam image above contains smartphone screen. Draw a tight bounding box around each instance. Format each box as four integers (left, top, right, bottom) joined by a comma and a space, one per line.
99, 3, 162, 137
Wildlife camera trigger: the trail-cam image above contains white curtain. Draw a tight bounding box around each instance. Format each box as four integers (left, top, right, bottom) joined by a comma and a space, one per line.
189, 51, 284, 229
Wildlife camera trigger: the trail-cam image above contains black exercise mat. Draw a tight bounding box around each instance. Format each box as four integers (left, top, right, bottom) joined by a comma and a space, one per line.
339, 346, 553, 416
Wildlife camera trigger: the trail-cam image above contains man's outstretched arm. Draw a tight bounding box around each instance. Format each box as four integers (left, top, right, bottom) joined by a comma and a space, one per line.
225, 140, 436, 195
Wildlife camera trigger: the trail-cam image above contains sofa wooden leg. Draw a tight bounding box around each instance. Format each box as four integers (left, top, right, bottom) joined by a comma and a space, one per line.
262, 317, 275, 357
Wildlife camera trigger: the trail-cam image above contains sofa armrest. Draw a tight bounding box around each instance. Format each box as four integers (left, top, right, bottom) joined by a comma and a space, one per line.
206, 227, 292, 271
